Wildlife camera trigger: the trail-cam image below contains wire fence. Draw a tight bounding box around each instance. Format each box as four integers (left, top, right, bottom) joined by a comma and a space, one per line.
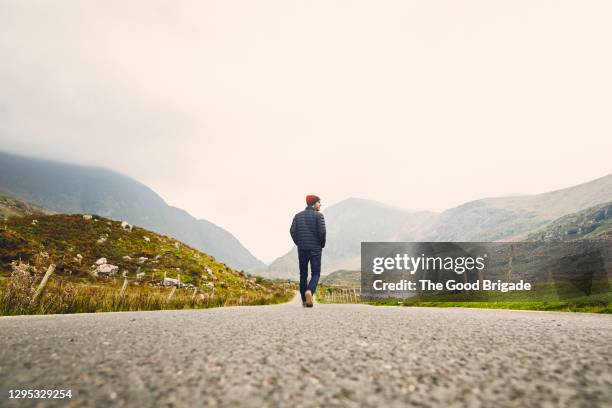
317, 286, 362, 303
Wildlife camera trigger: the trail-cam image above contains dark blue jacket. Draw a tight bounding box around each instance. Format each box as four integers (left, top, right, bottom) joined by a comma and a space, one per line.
290, 206, 326, 250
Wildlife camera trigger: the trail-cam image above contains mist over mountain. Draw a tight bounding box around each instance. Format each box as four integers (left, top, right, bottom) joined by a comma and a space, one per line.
261, 173, 612, 279
0, 151, 264, 271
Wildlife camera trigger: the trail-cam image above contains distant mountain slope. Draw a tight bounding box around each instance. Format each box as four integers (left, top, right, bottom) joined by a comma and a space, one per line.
423, 173, 612, 242
263, 174, 612, 279
0, 192, 53, 219
527, 201, 612, 242
0, 151, 264, 271
482, 174, 612, 220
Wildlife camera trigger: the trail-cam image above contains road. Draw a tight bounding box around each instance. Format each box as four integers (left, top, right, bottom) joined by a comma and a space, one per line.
1, 294, 611, 407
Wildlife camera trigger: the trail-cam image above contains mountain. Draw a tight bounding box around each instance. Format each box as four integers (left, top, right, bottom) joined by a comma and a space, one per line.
0, 151, 264, 271
263, 174, 612, 279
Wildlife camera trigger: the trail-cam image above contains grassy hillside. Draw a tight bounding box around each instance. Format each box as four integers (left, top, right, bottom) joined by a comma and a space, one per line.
0, 213, 293, 315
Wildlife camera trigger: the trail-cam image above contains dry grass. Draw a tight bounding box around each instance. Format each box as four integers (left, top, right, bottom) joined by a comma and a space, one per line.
1, 258, 294, 316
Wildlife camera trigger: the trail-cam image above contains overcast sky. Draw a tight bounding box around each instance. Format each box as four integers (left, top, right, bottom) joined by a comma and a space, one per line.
1, 1, 611, 262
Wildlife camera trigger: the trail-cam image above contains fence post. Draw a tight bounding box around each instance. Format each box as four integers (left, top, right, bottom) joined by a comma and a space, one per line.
119, 278, 129, 297
32, 264, 56, 302
167, 286, 176, 301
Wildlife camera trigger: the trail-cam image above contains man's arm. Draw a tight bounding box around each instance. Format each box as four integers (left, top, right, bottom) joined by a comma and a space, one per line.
317, 213, 326, 248
290, 215, 298, 245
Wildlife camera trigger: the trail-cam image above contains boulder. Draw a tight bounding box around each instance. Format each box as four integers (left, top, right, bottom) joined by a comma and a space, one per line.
95, 257, 107, 265
83, 214, 93, 220
143, 236, 151, 242
163, 277, 180, 287
121, 221, 133, 232
94, 264, 119, 277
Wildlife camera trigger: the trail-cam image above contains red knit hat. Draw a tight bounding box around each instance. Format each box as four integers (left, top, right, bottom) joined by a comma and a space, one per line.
306, 195, 320, 206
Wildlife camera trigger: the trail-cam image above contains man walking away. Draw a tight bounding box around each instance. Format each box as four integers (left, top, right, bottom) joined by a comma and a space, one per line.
290, 195, 326, 308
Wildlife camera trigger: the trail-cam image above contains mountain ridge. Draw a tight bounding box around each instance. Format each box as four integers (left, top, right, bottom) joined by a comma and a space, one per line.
0, 150, 265, 271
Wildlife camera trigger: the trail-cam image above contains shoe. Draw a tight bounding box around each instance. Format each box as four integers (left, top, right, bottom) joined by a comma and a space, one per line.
302, 301, 307, 307
305, 290, 313, 307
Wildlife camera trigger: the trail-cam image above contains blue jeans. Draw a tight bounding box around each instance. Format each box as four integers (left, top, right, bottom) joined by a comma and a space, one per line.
298, 248, 322, 302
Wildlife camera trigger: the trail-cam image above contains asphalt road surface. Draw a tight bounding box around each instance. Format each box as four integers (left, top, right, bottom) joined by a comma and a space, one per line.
1, 294, 611, 407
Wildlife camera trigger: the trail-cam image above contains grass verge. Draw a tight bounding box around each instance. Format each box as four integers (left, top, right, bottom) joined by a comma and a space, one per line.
0, 261, 295, 316
316, 285, 612, 313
